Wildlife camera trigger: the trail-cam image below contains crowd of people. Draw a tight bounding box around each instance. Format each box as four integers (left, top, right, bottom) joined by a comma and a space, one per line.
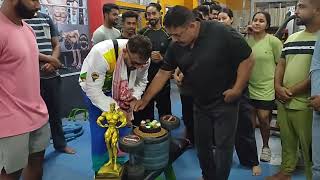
1, 0, 320, 180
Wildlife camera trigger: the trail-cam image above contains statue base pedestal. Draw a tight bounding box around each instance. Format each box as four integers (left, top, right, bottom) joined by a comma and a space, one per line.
95, 173, 123, 180
95, 164, 123, 180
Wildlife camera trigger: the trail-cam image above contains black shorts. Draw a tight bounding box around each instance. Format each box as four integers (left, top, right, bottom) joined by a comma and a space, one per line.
249, 99, 275, 110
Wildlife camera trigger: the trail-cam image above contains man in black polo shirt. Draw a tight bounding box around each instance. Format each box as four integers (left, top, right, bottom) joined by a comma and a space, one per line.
133, 3, 172, 125
132, 6, 254, 180
118, 11, 138, 39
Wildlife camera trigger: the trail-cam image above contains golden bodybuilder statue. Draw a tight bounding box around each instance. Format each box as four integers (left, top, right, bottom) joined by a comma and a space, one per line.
96, 103, 127, 177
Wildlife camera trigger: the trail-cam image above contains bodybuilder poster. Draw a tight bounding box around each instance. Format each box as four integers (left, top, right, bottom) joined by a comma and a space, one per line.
40, 0, 90, 76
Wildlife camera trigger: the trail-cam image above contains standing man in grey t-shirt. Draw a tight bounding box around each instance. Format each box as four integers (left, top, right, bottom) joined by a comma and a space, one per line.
92, 3, 120, 45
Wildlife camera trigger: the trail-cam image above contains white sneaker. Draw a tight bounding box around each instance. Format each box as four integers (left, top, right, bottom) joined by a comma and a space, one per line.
260, 147, 271, 162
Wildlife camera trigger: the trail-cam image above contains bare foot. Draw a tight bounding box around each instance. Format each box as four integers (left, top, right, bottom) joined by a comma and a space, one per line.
60, 146, 76, 154
252, 165, 262, 176
76, 63, 82, 69
265, 171, 291, 180
71, 61, 77, 66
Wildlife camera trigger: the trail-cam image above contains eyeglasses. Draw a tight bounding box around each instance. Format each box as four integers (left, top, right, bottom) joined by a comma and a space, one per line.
169, 25, 190, 39
126, 45, 149, 66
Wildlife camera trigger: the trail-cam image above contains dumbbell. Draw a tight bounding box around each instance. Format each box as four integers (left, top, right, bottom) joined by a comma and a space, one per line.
119, 135, 144, 180
160, 115, 180, 131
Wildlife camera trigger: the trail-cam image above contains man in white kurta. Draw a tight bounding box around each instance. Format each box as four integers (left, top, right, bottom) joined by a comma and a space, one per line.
79, 35, 152, 173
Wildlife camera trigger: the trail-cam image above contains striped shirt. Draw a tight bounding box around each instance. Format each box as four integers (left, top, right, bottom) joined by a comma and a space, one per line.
281, 30, 317, 110
25, 12, 60, 79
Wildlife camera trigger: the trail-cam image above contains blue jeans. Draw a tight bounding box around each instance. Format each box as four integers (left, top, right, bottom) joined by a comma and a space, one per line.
311, 72, 320, 179
311, 38, 320, 180
312, 112, 320, 180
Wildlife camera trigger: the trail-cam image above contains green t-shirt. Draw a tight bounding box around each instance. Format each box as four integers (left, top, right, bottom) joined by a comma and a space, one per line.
281, 30, 317, 110
247, 34, 283, 101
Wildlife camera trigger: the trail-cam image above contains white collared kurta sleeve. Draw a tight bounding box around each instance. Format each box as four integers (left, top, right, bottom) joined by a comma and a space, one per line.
79, 43, 118, 112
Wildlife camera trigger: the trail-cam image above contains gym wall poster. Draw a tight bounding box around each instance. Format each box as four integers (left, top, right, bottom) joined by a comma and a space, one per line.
40, 0, 90, 76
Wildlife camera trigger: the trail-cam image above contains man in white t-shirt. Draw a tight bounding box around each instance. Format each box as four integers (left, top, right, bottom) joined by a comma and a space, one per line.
92, 3, 120, 45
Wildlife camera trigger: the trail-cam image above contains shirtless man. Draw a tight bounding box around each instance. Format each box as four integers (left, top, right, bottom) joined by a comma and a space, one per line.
63, 30, 82, 69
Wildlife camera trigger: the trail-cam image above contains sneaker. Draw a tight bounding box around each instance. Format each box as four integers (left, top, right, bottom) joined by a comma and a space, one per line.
260, 147, 271, 162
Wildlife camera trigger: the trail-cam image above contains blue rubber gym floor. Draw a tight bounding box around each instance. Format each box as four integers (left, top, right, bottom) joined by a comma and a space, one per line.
42, 82, 306, 180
